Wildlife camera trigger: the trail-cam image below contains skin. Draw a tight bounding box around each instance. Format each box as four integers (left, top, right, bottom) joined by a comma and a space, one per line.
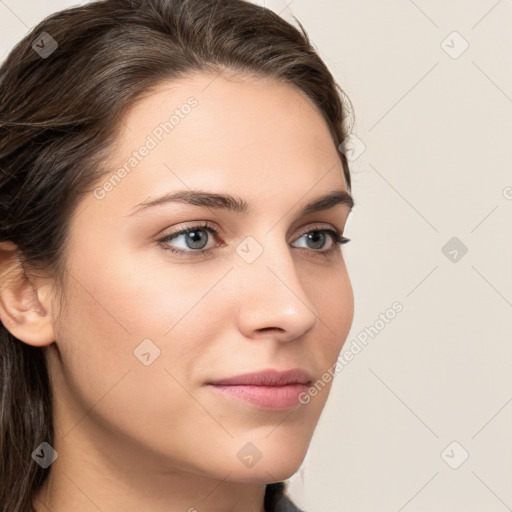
0, 71, 354, 512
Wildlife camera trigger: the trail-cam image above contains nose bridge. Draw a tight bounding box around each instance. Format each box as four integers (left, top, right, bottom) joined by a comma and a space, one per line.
234, 231, 320, 338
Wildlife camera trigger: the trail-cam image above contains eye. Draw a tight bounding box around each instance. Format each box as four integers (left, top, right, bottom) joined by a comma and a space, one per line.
291, 224, 350, 255
157, 221, 219, 255
156, 221, 350, 256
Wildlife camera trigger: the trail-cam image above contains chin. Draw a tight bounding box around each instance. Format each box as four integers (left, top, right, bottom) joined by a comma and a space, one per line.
222, 442, 309, 484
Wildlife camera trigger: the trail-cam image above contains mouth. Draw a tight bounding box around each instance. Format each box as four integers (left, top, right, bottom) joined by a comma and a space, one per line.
205, 368, 312, 411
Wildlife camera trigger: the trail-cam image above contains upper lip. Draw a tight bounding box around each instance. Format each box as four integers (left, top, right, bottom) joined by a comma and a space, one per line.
207, 368, 312, 387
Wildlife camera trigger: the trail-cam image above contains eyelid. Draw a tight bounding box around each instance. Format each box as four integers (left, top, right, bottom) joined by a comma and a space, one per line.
294, 222, 344, 238
159, 220, 344, 240
159, 220, 218, 239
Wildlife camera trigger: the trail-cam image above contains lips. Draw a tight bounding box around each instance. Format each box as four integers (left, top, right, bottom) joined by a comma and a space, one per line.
207, 382, 310, 411
206, 368, 313, 387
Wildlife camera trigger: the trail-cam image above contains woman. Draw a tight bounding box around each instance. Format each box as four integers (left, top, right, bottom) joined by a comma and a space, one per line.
0, 0, 355, 510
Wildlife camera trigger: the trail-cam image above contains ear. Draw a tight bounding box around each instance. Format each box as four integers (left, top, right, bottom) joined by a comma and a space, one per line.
0, 241, 55, 346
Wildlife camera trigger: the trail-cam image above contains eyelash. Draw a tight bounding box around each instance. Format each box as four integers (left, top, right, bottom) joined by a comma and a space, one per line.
156, 221, 350, 257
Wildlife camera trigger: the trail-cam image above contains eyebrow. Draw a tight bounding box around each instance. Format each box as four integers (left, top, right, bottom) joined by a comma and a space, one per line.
127, 189, 354, 217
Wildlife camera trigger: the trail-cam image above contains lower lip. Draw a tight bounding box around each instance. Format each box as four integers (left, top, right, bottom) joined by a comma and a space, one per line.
207, 383, 309, 411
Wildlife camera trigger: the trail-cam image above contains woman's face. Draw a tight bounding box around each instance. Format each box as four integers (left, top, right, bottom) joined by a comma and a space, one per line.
47, 71, 354, 489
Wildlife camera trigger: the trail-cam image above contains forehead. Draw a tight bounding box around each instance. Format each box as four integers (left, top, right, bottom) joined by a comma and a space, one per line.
91, 71, 347, 218
116, 70, 337, 162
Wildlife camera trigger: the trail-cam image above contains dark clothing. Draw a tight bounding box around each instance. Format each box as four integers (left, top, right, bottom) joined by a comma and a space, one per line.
264, 482, 305, 512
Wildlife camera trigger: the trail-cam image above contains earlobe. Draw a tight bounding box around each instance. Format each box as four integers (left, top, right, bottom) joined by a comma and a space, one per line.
0, 241, 55, 347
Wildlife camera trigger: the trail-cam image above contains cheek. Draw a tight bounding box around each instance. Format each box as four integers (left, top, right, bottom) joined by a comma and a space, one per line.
335, 270, 354, 338
303, 268, 354, 407
56, 246, 221, 393
307, 263, 354, 345
52, 262, 215, 453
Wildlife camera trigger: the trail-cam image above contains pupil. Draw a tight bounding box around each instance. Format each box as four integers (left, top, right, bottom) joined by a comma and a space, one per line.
308, 232, 325, 249
187, 230, 207, 249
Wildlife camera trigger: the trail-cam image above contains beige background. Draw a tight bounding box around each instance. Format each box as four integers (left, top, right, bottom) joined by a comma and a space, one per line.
1, 1, 511, 510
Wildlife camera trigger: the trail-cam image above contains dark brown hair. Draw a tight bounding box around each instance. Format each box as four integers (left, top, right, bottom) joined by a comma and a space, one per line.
0, 0, 352, 510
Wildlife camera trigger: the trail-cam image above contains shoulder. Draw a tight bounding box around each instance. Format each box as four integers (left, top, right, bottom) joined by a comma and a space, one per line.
265, 482, 306, 512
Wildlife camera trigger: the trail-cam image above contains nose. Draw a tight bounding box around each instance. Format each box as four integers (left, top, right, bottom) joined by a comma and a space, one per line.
234, 238, 321, 342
